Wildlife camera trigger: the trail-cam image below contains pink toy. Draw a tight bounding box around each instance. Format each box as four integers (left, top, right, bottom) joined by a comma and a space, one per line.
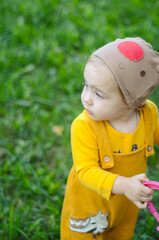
144, 181, 159, 231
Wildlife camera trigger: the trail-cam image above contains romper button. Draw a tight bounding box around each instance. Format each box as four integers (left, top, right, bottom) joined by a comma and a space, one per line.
147, 145, 152, 152
104, 156, 110, 163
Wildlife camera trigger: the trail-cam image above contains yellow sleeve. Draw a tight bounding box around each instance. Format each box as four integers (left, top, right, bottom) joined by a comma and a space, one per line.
154, 119, 159, 145
151, 101, 159, 145
71, 117, 118, 201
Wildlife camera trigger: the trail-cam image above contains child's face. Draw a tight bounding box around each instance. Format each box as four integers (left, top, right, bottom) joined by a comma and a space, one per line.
81, 62, 129, 121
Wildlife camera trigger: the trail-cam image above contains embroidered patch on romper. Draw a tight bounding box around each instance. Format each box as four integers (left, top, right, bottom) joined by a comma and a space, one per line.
70, 210, 109, 238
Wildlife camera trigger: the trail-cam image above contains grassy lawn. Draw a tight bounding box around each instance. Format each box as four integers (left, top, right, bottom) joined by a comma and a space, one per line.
0, 0, 159, 239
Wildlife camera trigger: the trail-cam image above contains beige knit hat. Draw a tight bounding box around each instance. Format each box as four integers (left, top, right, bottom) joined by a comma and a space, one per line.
92, 37, 159, 108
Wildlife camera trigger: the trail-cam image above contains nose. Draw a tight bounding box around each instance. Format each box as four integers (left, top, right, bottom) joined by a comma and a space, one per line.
83, 91, 93, 106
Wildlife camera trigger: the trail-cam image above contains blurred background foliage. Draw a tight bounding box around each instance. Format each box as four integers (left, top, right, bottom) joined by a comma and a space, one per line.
0, 0, 159, 239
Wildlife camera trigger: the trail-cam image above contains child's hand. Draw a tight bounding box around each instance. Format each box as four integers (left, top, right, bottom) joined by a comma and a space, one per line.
112, 173, 153, 209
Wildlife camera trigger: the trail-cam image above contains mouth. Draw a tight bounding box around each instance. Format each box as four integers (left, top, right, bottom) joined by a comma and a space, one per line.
85, 108, 93, 115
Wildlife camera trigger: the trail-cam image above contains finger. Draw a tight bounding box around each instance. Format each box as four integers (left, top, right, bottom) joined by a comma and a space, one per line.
137, 173, 149, 182
134, 201, 148, 209
138, 195, 153, 202
138, 188, 153, 199
141, 186, 153, 195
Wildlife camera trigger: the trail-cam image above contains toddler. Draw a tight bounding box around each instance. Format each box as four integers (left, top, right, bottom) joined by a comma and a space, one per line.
61, 37, 159, 240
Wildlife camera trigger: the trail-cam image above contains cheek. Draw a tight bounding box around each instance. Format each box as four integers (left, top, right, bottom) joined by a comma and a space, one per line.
95, 101, 106, 113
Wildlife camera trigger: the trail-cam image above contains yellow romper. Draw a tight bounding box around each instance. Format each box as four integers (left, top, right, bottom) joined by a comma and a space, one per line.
61, 100, 159, 240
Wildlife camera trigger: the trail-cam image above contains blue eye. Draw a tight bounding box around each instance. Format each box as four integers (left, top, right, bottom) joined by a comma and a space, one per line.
96, 92, 103, 98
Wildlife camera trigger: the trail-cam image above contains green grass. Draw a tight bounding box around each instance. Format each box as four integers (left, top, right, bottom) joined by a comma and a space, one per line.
0, 0, 159, 239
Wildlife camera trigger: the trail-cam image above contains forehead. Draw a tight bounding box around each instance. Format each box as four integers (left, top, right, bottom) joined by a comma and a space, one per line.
84, 61, 118, 92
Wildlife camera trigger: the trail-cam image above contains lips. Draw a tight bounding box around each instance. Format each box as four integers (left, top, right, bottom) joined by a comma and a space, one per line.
85, 108, 93, 115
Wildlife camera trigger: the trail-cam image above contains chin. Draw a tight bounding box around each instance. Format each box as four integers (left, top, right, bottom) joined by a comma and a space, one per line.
88, 114, 100, 121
